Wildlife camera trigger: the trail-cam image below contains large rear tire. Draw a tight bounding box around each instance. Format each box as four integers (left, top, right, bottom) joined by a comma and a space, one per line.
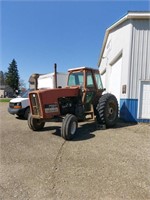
61, 114, 78, 140
28, 113, 45, 131
96, 93, 118, 128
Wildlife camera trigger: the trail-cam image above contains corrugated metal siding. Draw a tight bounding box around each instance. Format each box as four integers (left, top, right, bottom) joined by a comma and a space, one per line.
129, 19, 150, 99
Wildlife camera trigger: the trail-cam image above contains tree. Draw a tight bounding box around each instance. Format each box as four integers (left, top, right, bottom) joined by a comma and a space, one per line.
5, 59, 20, 93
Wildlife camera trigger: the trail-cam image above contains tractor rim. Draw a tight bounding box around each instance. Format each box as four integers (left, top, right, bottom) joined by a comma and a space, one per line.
36, 119, 43, 126
70, 121, 77, 135
107, 101, 116, 121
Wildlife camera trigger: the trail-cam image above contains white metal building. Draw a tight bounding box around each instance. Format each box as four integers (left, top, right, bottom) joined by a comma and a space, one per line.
98, 11, 150, 122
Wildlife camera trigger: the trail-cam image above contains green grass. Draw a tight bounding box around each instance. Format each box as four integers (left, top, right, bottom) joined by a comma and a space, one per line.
0, 98, 11, 102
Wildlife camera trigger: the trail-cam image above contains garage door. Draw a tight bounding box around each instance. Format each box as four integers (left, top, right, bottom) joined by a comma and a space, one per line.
109, 57, 122, 103
139, 81, 150, 119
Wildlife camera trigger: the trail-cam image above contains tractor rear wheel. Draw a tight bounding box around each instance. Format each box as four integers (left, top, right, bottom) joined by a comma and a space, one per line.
61, 114, 78, 140
28, 113, 45, 131
96, 93, 118, 128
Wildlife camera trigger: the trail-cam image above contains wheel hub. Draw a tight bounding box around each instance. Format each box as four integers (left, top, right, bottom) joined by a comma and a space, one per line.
109, 107, 114, 115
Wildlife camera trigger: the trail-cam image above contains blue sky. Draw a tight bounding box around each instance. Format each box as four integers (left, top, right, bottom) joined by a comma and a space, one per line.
1, 0, 150, 87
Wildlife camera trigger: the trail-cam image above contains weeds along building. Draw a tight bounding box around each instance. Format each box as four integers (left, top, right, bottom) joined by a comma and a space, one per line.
98, 11, 150, 123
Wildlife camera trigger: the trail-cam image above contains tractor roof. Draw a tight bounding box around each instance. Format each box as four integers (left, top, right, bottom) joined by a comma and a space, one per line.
68, 66, 99, 72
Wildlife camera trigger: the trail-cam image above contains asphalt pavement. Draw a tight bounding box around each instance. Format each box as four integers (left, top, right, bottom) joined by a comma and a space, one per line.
0, 102, 150, 200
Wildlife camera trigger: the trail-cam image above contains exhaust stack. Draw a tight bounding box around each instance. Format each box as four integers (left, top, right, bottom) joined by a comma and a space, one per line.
54, 63, 57, 88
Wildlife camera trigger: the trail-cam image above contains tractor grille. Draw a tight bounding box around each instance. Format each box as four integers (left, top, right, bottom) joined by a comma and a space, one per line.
30, 93, 41, 116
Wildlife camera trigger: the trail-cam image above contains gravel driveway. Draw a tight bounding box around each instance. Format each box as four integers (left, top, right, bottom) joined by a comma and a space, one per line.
0, 102, 150, 200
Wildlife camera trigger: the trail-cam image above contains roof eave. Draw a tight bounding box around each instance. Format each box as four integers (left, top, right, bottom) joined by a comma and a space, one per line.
98, 12, 150, 67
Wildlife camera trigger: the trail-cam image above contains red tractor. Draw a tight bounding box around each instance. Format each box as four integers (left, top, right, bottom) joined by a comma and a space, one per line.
28, 67, 118, 140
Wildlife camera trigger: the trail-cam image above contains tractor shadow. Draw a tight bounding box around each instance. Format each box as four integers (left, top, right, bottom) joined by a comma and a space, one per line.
43, 121, 96, 141
41, 126, 61, 134
114, 118, 137, 128
16, 116, 26, 120
72, 122, 96, 141
73, 118, 137, 141
40, 118, 137, 141
50, 123, 96, 141
52, 120, 98, 141
72, 119, 137, 141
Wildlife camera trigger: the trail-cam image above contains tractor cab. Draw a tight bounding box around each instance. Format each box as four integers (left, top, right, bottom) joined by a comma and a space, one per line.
68, 67, 104, 104
67, 67, 104, 117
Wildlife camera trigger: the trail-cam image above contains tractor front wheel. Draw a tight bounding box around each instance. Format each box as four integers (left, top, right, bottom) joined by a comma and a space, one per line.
24, 107, 30, 120
28, 113, 45, 131
96, 93, 118, 128
61, 114, 78, 140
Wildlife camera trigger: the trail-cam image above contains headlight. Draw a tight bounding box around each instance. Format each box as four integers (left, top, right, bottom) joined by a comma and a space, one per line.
14, 102, 22, 109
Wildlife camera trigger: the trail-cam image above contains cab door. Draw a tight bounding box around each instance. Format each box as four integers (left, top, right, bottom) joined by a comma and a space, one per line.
83, 71, 97, 111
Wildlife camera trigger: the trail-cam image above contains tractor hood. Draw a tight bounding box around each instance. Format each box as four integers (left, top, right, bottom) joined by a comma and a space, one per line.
29, 87, 80, 118
36, 87, 80, 104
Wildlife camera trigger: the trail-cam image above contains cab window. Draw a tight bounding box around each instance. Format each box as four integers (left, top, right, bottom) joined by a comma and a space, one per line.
86, 72, 94, 87
94, 73, 103, 89
68, 72, 84, 86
